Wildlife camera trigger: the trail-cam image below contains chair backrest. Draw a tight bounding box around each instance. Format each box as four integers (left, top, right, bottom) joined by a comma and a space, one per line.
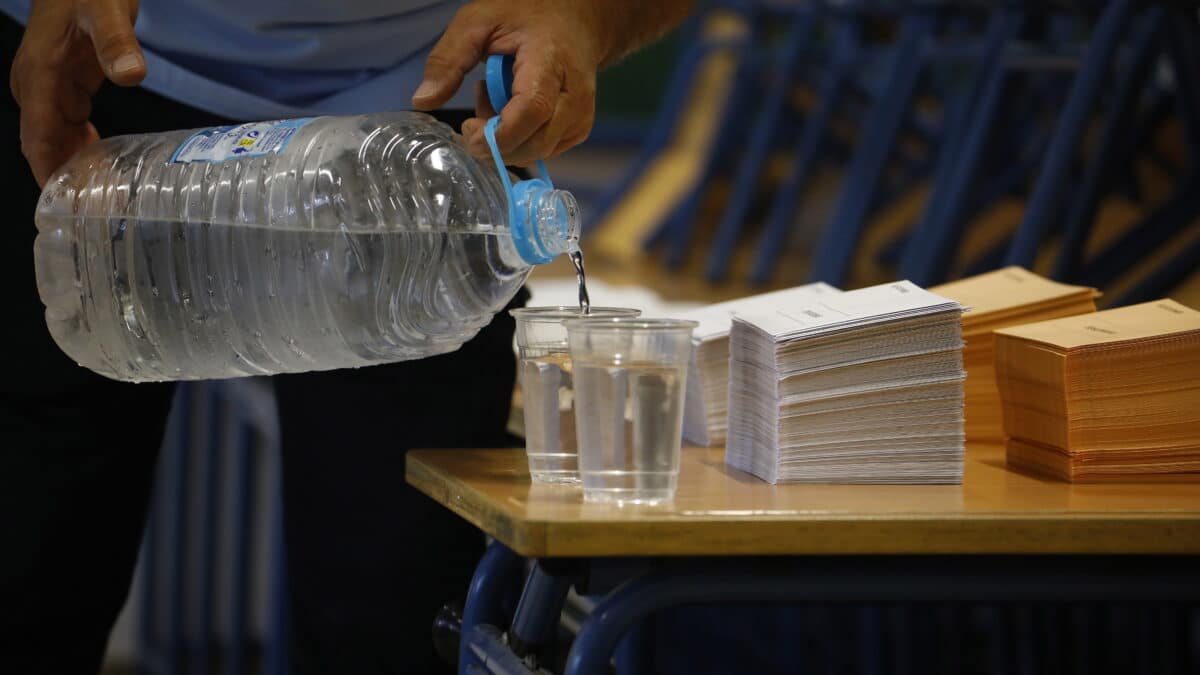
131, 379, 288, 675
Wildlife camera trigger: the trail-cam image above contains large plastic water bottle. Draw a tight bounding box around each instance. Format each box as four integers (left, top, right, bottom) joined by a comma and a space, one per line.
33, 60, 579, 382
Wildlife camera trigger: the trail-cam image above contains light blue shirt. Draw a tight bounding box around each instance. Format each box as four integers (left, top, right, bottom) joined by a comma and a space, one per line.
0, 0, 481, 120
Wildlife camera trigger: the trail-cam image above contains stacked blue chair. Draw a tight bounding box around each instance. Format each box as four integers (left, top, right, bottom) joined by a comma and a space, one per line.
806, 1, 940, 285
898, 0, 1200, 298
133, 379, 288, 675
590, 0, 1197, 298
581, 1, 754, 238
599, 1, 1018, 285
649, 0, 780, 267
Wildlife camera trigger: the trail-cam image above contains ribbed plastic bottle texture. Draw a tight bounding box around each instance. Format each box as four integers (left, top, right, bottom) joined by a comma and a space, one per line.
33, 112, 578, 382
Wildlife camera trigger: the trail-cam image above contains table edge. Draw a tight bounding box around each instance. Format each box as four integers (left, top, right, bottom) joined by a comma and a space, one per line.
404, 452, 1200, 558
524, 517, 1200, 557
406, 452, 546, 554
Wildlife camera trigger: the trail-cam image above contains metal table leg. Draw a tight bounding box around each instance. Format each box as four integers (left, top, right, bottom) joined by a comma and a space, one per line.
459, 542, 525, 675
508, 560, 581, 665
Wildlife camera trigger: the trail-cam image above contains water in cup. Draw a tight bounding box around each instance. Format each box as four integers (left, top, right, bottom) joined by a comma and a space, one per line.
519, 352, 579, 482
511, 306, 642, 484
573, 361, 687, 504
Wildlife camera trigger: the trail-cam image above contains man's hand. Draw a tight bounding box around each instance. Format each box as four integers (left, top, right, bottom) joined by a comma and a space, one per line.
414, 0, 692, 166
11, 0, 145, 186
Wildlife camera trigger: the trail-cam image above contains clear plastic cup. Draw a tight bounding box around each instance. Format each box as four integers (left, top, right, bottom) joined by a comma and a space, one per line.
511, 307, 642, 483
565, 317, 698, 504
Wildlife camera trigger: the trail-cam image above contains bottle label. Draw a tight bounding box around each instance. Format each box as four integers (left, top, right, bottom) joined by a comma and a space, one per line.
170, 118, 315, 164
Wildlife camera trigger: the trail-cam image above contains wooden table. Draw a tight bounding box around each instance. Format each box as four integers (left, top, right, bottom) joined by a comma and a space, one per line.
405, 445, 1200, 675
407, 444, 1200, 557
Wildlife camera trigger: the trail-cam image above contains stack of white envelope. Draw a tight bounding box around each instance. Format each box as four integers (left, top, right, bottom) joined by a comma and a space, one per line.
726, 281, 967, 484
678, 283, 842, 446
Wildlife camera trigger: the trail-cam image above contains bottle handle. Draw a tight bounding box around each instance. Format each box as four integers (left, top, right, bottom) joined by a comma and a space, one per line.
482, 54, 557, 264
485, 54, 553, 185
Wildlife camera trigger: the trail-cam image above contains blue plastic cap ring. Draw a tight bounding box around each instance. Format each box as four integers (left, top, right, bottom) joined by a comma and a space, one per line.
486, 54, 515, 113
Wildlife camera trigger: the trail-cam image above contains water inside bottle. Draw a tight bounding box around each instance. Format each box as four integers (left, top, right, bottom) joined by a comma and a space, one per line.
573, 361, 686, 503
37, 218, 525, 381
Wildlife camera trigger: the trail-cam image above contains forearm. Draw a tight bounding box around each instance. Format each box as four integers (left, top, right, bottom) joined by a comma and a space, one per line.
583, 0, 696, 68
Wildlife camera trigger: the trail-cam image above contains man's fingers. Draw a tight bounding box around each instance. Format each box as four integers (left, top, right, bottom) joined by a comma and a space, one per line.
462, 67, 594, 164
58, 78, 93, 124
552, 100, 594, 157
430, 16, 599, 164
473, 79, 497, 119
11, 1, 132, 183
551, 126, 590, 158
78, 0, 145, 86
413, 6, 490, 110
20, 103, 74, 186
490, 45, 560, 154
500, 93, 572, 166
17, 62, 101, 186
48, 120, 100, 182
461, 117, 483, 147
458, 81, 494, 156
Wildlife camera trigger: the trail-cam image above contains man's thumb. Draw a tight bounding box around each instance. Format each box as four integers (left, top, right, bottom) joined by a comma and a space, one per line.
413, 13, 487, 110
80, 2, 146, 86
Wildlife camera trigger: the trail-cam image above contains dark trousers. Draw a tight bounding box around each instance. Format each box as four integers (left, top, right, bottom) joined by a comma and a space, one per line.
0, 14, 523, 674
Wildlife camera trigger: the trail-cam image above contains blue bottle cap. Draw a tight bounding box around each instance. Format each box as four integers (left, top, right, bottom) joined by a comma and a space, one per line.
482, 54, 564, 265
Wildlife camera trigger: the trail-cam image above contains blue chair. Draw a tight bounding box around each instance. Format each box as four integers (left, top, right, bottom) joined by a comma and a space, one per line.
582, 3, 751, 237
133, 379, 288, 675
744, 13, 863, 283
652, 2, 777, 267
993, 1, 1200, 304
888, 0, 1200, 301
897, 8, 1028, 285
1005, 0, 1144, 269
810, 1, 1094, 287
807, 3, 939, 285
704, 4, 821, 280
